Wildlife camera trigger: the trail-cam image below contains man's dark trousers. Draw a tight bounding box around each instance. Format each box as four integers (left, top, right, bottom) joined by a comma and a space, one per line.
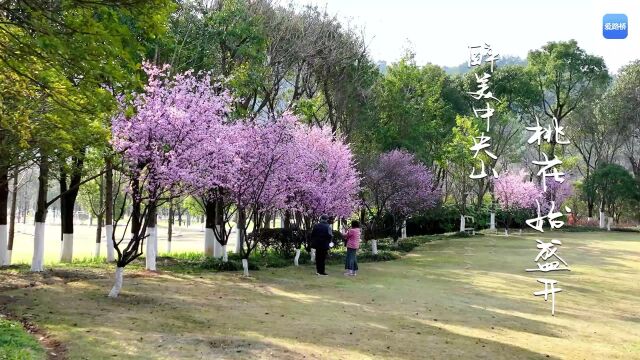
316, 248, 328, 274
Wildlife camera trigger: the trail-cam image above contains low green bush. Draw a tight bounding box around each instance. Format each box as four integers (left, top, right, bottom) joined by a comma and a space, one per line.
555, 226, 603, 232
611, 227, 640, 233
359, 250, 402, 262
394, 239, 423, 252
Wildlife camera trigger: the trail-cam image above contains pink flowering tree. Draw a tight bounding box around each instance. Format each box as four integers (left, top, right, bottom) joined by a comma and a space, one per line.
287, 124, 360, 226
540, 177, 573, 214
110, 64, 230, 296
361, 150, 440, 245
225, 115, 299, 275
188, 122, 241, 261
494, 171, 540, 235
220, 117, 360, 273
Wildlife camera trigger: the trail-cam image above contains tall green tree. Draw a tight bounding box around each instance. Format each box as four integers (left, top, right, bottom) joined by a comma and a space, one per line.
584, 164, 640, 224
0, 0, 174, 270
607, 61, 640, 177
526, 40, 609, 156
373, 54, 468, 173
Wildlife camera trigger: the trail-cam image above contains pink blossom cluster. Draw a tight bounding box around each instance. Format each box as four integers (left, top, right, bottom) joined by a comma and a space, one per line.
363, 149, 440, 218
540, 177, 573, 213
112, 64, 360, 219
287, 124, 361, 218
494, 170, 540, 211
111, 63, 231, 201
208, 114, 360, 219
494, 171, 573, 214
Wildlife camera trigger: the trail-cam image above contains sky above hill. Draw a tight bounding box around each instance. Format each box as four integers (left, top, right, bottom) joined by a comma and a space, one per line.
290, 0, 640, 73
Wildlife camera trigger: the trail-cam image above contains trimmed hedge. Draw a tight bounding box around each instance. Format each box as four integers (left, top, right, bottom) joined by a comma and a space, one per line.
406, 204, 540, 236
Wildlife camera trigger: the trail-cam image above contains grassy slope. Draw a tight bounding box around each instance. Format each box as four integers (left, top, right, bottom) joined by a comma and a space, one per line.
1, 231, 640, 359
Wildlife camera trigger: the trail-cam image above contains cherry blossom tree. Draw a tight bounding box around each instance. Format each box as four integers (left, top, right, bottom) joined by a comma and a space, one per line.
361, 150, 439, 252
540, 177, 573, 214
109, 63, 230, 297
217, 116, 360, 274
225, 115, 299, 275
284, 123, 360, 263
494, 171, 540, 235
287, 124, 360, 222
188, 122, 241, 262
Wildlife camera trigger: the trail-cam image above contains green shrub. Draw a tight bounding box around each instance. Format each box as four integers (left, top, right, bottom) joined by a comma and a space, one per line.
359, 250, 401, 262
395, 239, 421, 252
556, 226, 603, 232
611, 227, 640, 233
451, 231, 473, 238
198, 257, 250, 271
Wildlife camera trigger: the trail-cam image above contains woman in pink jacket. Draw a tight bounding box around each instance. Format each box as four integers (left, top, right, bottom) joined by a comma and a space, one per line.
343, 220, 361, 276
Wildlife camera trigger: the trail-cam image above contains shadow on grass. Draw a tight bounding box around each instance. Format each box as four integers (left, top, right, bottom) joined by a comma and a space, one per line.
3, 231, 639, 359
2, 266, 564, 360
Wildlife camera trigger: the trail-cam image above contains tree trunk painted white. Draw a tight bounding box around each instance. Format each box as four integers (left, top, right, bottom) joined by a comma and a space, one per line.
213, 225, 222, 259
60, 233, 73, 263
94, 242, 101, 258
607, 217, 613, 231
401, 220, 407, 239
145, 227, 157, 271
167, 239, 172, 253
294, 248, 301, 266
490, 212, 496, 230
221, 245, 228, 262
105, 225, 115, 262
31, 223, 45, 271
108, 267, 124, 298
504, 229, 509, 236
371, 239, 378, 255
204, 228, 215, 257
242, 259, 249, 276
0, 225, 7, 266
459, 215, 465, 232
5, 250, 11, 266
599, 211, 605, 228
235, 228, 242, 254
310, 248, 316, 263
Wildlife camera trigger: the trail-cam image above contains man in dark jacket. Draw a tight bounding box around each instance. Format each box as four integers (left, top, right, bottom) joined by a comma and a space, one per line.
310, 215, 333, 276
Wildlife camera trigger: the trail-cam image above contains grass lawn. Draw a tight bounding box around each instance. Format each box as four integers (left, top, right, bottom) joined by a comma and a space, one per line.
1, 231, 640, 359
0, 316, 46, 359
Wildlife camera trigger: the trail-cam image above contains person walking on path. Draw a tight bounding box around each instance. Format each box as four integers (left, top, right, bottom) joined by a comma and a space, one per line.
342, 220, 361, 276
310, 215, 333, 276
